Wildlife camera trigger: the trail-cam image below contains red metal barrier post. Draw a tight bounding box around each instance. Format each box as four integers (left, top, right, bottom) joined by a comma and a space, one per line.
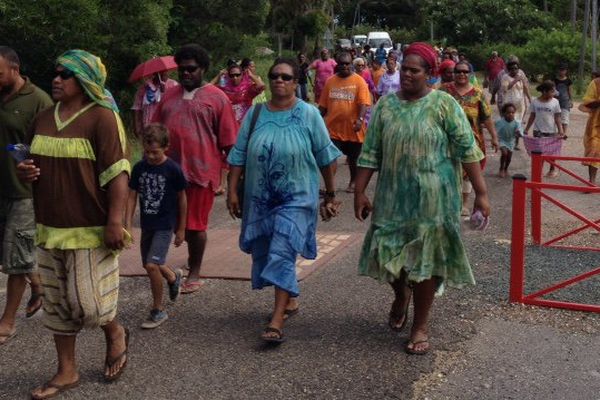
530, 151, 543, 244
510, 174, 527, 303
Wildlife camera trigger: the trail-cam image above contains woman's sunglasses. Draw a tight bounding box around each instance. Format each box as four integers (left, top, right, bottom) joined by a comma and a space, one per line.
268, 72, 294, 81
55, 69, 75, 80
454, 69, 470, 75
229, 73, 242, 78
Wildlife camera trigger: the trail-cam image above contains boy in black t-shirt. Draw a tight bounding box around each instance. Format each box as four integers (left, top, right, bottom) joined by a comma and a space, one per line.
125, 124, 187, 329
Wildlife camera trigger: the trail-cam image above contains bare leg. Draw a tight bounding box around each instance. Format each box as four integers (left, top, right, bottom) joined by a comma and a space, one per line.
388, 269, 412, 330
407, 278, 436, 353
102, 320, 128, 379
27, 271, 43, 296
263, 287, 290, 339
589, 166, 598, 185
144, 263, 164, 310
31, 334, 79, 398
158, 264, 176, 283
505, 150, 513, 172
499, 149, 507, 176
0, 274, 27, 337
186, 230, 207, 281
286, 297, 299, 312
346, 153, 358, 192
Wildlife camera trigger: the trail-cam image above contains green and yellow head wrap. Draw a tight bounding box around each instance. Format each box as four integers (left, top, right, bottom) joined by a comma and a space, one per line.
56, 49, 119, 112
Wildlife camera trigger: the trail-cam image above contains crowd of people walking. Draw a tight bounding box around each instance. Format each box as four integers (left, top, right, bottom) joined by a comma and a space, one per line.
1, 37, 598, 399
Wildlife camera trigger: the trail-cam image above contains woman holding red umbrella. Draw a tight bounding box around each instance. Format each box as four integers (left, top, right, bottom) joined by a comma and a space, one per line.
130, 57, 179, 136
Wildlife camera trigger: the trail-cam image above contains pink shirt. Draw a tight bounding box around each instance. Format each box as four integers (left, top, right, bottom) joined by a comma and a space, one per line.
311, 59, 337, 89
153, 84, 239, 189
218, 75, 263, 123
131, 78, 179, 128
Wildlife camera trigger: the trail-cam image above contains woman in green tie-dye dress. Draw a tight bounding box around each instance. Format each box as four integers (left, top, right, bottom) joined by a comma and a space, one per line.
353, 42, 490, 355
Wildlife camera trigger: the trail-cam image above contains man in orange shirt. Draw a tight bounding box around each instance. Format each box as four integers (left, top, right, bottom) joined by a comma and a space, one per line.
319, 51, 371, 192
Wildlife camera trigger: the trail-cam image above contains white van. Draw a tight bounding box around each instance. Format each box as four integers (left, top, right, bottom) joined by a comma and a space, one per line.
367, 31, 393, 54
351, 35, 367, 47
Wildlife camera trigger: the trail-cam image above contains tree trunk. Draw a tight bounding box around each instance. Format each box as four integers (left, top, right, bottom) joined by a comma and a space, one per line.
278, 33, 283, 57
579, 0, 591, 83
593, 0, 598, 70
572, 0, 578, 31
543, 0, 548, 12
430, 20, 434, 42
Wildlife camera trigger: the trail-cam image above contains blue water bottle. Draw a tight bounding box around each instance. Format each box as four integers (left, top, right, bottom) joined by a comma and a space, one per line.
6, 144, 31, 163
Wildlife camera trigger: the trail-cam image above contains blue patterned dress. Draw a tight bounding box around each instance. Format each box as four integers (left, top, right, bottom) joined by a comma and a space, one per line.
227, 100, 341, 296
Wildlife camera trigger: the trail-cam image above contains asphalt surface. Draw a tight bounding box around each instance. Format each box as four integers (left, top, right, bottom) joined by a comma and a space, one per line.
1, 102, 598, 400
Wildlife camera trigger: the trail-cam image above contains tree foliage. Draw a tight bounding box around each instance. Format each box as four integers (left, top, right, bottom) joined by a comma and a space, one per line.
0, 0, 595, 106
169, 0, 270, 66
269, 0, 333, 51
420, 0, 558, 45
0, 0, 172, 100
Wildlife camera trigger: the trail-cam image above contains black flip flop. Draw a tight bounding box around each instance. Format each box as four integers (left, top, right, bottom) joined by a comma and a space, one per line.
261, 326, 285, 344
26, 292, 43, 318
104, 327, 130, 382
31, 379, 80, 400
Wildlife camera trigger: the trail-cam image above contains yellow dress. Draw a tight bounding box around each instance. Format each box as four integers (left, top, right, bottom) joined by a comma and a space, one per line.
582, 79, 600, 167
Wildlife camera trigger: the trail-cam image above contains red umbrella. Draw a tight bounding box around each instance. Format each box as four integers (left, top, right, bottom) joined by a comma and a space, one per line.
128, 56, 177, 83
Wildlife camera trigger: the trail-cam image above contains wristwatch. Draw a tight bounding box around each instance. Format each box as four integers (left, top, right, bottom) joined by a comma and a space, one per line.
325, 191, 336, 198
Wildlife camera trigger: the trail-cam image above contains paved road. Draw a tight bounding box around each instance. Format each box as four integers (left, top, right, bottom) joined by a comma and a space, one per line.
1, 103, 599, 400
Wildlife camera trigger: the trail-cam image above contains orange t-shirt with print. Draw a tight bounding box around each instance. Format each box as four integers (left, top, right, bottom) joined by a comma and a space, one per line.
319, 73, 371, 143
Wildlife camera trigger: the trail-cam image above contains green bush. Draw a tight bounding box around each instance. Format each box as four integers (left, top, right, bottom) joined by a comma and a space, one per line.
464, 27, 595, 82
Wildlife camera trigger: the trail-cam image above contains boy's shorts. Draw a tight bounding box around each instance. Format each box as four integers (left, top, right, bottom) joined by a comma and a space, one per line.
560, 109, 570, 126
0, 198, 36, 275
186, 184, 215, 231
141, 229, 173, 266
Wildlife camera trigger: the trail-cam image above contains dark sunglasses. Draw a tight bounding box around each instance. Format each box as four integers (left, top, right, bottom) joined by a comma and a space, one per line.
178, 65, 200, 73
454, 69, 470, 74
55, 69, 75, 80
338, 62, 351, 66
229, 73, 242, 78
268, 72, 294, 81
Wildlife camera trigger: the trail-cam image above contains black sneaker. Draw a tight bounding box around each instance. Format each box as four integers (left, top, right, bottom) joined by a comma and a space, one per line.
169, 269, 182, 301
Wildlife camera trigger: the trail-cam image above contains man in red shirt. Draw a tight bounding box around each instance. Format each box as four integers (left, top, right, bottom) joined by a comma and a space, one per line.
485, 51, 505, 87
154, 44, 238, 293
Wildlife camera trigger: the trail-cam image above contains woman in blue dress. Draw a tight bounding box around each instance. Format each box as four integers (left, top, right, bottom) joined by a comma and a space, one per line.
227, 58, 342, 343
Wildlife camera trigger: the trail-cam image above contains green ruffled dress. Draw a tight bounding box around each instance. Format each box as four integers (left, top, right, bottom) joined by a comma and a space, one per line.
357, 90, 484, 292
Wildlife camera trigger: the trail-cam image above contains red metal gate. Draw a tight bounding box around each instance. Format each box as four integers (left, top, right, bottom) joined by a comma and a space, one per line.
510, 152, 600, 312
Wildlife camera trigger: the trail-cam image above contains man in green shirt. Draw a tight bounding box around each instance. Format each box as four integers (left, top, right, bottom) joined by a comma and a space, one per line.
0, 46, 52, 345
